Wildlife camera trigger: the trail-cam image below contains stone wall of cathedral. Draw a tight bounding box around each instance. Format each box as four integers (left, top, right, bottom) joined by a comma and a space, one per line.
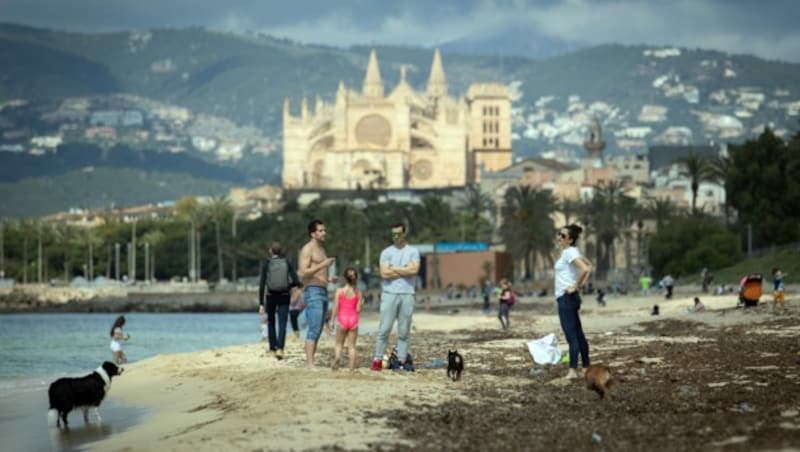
281, 49, 512, 190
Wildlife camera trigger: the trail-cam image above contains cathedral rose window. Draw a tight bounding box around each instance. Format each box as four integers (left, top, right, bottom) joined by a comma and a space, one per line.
355, 114, 392, 147
412, 159, 433, 181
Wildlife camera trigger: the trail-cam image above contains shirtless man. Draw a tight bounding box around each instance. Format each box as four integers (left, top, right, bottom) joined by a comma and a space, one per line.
298, 219, 336, 368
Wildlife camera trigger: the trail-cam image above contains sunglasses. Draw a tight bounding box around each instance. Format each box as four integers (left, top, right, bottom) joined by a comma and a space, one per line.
392, 231, 403, 237
557, 232, 568, 239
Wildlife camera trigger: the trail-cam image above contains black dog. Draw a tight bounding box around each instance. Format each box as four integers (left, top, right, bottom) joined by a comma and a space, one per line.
447, 350, 464, 381
48, 361, 123, 428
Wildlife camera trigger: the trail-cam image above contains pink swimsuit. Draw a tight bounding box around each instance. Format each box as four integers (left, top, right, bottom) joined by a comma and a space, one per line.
337, 289, 360, 330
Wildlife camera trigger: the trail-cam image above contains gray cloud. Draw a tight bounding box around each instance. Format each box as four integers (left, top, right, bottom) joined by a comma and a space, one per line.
1, 0, 798, 62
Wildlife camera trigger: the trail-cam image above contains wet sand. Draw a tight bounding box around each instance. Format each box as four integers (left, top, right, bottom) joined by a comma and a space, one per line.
90, 293, 800, 451
0, 389, 147, 452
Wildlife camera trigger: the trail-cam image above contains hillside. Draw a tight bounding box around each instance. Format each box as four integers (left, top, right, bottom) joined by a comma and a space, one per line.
1, 24, 799, 216
0, 167, 234, 217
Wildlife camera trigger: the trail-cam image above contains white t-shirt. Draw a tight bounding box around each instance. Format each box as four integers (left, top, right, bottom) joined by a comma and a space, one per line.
554, 246, 582, 298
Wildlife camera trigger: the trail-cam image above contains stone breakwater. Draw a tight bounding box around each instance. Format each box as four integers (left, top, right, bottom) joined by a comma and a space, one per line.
0, 287, 259, 313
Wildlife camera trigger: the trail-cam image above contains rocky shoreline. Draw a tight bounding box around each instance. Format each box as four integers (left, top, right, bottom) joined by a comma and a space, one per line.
0, 288, 260, 313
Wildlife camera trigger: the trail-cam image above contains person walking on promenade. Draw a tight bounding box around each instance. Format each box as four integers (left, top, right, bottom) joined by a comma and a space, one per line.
298, 219, 336, 369
662, 274, 675, 299
639, 273, 652, 296
554, 224, 593, 379
258, 242, 300, 360
497, 278, 513, 330
109, 315, 131, 365
371, 223, 420, 372
329, 267, 364, 371
482, 279, 493, 314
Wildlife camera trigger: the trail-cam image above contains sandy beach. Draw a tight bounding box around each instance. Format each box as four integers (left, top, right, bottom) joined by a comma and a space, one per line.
89, 293, 800, 451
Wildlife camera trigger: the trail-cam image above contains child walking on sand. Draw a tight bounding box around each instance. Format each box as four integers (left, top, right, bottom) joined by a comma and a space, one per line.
259, 311, 269, 342
772, 268, 788, 309
289, 285, 305, 340
109, 315, 131, 365
329, 267, 363, 371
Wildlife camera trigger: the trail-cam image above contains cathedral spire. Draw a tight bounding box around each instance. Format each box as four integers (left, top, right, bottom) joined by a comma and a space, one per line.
315, 95, 323, 113
362, 48, 384, 97
426, 48, 447, 98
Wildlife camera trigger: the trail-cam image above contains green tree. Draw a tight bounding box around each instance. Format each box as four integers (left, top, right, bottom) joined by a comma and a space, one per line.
647, 197, 679, 229
678, 153, 715, 215
649, 215, 741, 277
500, 186, 556, 280
458, 185, 494, 242
208, 196, 233, 282
583, 180, 633, 280
412, 195, 453, 288
727, 128, 800, 249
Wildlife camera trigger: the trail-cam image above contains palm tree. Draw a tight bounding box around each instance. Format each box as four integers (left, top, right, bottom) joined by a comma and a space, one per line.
19, 219, 34, 284
141, 229, 165, 282
678, 153, 714, 215
559, 198, 580, 225
208, 196, 233, 282
459, 185, 495, 242
585, 180, 631, 281
83, 227, 103, 281
706, 154, 732, 223
175, 196, 206, 282
500, 186, 556, 280
648, 197, 678, 229
97, 210, 119, 278
0, 218, 5, 278
51, 223, 75, 282
412, 195, 453, 288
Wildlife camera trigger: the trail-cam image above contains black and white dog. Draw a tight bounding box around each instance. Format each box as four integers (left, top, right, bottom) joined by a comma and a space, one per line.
47, 361, 123, 428
447, 350, 464, 381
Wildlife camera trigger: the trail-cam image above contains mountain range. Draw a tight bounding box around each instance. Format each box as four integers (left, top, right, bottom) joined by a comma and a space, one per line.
1, 23, 799, 217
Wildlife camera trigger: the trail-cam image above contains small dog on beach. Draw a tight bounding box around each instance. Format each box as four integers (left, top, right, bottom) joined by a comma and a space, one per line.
48, 361, 124, 428
447, 350, 464, 381
584, 364, 613, 399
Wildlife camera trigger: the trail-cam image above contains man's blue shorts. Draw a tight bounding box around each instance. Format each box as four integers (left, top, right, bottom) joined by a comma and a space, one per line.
303, 285, 328, 342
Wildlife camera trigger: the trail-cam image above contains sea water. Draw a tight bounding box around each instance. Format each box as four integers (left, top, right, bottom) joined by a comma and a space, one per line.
0, 313, 279, 393
0, 312, 279, 452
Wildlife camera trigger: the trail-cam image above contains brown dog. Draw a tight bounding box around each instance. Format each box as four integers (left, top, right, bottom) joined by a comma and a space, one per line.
584, 364, 613, 399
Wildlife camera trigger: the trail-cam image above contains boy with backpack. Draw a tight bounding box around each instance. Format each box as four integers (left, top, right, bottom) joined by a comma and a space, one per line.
258, 242, 301, 360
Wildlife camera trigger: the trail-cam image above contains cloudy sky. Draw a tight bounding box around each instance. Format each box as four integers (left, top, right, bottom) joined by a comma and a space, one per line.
2, 0, 799, 62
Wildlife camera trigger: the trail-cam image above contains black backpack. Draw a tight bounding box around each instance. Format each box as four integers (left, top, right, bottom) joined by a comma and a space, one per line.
266, 257, 290, 293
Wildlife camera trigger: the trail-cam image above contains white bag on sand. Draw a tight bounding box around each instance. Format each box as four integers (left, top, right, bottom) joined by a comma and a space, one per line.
527, 333, 562, 365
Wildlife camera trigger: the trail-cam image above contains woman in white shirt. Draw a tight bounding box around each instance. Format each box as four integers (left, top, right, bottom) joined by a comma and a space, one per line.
554, 224, 593, 379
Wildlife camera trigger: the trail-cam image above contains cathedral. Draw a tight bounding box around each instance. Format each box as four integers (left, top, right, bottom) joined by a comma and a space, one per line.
282, 49, 512, 190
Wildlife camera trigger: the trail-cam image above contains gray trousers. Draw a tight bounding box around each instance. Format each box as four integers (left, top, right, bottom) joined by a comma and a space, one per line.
373, 292, 415, 362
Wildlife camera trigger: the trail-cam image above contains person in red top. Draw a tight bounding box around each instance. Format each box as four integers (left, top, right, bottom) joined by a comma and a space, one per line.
329, 267, 364, 371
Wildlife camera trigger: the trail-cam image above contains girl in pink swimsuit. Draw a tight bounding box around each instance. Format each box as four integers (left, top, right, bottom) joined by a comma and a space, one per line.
330, 267, 363, 371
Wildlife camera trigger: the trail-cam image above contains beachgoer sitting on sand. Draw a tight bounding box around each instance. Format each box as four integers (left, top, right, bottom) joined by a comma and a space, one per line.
688, 297, 706, 313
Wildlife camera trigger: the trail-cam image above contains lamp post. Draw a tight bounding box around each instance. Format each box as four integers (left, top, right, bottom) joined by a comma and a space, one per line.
188, 221, 196, 282
114, 242, 120, 281
144, 242, 150, 284
231, 214, 238, 284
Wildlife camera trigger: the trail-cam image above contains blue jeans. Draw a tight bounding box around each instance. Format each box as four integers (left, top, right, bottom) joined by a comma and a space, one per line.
304, 286, 328, 342
557, 292, 590, 369
373, 293, 415, 362
266, 293, 290, 351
